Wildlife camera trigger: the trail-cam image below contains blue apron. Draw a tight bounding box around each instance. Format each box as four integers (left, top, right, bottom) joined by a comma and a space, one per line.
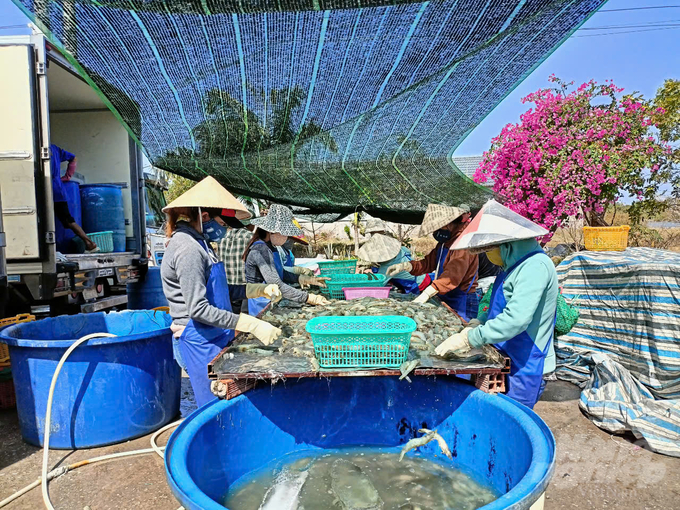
488, 250, 553, 409
247, 241, 284, 317
283, 248, 295, 268
434, 244, 478, 321
179, 239, 234, 407
392, 278, 422, 295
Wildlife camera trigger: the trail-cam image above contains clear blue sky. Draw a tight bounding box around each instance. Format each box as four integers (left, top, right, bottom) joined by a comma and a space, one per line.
1, 0, 677, 157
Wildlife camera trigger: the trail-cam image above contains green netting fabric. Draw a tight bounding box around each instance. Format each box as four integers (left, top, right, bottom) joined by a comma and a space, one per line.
15, 0, 605, 222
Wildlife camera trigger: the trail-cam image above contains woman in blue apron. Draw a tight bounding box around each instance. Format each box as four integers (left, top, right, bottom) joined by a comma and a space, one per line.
435, 200, 558, 409
160, 177, 283, 407
386, 204, 479, 320
243, 204, 330, 316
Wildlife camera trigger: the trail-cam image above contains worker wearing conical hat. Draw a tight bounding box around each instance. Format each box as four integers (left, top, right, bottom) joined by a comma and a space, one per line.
386, 204, 479, 320
435, 200, 558, 409
243, 204, 330, 317
357, 233, 432, 295
160, 176, 283, 407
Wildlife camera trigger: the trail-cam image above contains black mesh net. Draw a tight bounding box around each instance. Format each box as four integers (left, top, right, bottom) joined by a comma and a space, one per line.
15, 0, 605, 222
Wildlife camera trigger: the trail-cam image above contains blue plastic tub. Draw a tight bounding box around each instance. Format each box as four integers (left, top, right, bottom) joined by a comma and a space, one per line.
165, 377, 555, 510
0, 310, 180, 448
55, 181, 81, 253
80, 184, 126, 252
127, 267, 168, 310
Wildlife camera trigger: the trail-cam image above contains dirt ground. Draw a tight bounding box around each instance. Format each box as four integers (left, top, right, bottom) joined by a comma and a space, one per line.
0, 379, 678, 510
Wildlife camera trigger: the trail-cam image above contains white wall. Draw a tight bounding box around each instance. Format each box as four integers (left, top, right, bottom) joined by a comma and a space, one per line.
50, 111, 133, 237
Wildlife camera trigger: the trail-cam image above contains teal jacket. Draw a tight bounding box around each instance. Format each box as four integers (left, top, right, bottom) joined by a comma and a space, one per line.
467, 239, 558, 374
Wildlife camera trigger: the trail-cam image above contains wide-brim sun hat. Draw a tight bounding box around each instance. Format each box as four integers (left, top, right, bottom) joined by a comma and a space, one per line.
451, 199, 549, 251
365, 218, 387, 234
357, 234, 401, 263
417, 203, 469, 237
162, 176, 251, 221
250, 204, 304, 237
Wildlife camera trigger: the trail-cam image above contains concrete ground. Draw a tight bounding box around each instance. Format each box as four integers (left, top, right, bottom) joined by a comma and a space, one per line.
0, 379, 678, 509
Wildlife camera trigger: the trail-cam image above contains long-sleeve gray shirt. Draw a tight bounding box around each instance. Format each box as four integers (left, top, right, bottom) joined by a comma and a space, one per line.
245, 241, 308, 303
160, 222, 239, 329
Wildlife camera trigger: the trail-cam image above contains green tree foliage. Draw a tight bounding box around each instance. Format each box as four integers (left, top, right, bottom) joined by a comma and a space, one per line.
166, 175, 196, 203
653, 79, 680, 144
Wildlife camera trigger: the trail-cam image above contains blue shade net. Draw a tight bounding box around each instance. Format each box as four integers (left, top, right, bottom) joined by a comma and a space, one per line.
14, 0, 605, 222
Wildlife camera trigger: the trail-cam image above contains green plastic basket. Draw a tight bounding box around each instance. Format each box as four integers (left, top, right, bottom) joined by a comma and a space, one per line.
306, 315, 416, 369
320, 273, 388, 300
87, 231, 114, 253
317, 259, 358, 276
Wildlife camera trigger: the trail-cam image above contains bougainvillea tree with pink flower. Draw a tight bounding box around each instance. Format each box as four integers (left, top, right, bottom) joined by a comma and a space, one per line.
473, 76, 671, 237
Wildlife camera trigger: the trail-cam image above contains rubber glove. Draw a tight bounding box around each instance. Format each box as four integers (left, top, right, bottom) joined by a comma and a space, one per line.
307, 293, 330, 306
299, 275, 331, 289
291, 266, 314, 276
435, 327, 472, 357
413, 284, 438, 305
467, 318, 482, 329
386, 261, 412, 278
245, 283, 282, 303
235, 314, 282, 346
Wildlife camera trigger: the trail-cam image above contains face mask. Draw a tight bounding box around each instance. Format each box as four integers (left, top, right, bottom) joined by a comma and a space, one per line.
202, 218, 227, 241
283, 239, 295, 251
486, 247, 503, 266
433, 229, 452, 243
270, 233, 288, 246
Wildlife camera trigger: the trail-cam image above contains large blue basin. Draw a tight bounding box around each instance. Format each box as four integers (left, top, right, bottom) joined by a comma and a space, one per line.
0, 310, 181, 448
166, 377, 555, 510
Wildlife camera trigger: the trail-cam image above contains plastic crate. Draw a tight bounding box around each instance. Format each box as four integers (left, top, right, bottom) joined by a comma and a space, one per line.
583, 226, 630, 252
320, 273, 388, 300
0, 314, 35, 368
343, 287, 391, 300
87, 231, 114, 253
306, 315, 416, 369
317, 259, 358, 276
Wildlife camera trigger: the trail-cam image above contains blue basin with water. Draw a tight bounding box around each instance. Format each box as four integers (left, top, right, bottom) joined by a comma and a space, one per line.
0, 310, 181, 448
165, 377, 555, 510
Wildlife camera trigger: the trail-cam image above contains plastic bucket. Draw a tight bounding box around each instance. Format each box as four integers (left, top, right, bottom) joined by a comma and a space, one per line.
165, 377, 555, 510
0, 310, 180, 448
343, 286, 391, 300
127, 267, 168, 310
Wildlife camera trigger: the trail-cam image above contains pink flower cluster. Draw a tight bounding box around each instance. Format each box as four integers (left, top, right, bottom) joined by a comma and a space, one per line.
473, 77, 671, 238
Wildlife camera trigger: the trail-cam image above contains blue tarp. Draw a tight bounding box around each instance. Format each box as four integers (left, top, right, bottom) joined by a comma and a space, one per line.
555, 248, 680, 457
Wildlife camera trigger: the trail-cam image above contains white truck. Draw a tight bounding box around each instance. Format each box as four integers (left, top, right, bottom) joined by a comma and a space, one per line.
0, 32, 149, 315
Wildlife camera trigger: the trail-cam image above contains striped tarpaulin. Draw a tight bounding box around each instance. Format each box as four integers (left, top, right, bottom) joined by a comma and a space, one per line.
556, 247, 680, 400
555, 248, 680, 457
579, 353, 680, 458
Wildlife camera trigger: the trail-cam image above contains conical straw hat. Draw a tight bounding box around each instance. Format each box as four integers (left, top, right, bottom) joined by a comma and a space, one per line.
365, 218, 387, 234
451, 200, 548, 251
358, 234, 402, 263
417, 204, 468, 237
162, 176, 251, 220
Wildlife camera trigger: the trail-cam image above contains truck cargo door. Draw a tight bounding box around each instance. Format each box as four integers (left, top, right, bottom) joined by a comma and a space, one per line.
0, 44, 44, 260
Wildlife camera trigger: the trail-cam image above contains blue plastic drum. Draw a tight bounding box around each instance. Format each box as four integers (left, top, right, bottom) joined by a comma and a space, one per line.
127, 267, 168, 310
0, 310, 180, 448
80, 184, 126, 252
165, 377, 555, 510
